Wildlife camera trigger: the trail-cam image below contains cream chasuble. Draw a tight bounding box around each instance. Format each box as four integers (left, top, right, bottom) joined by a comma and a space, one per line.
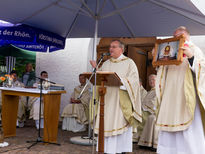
142, 88, 157, 115
156, 42, 205, 132
94, 54, 141, 137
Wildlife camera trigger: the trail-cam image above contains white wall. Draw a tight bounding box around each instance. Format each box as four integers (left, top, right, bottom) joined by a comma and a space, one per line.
191, 36, 205, 53
36, 38, 93, 113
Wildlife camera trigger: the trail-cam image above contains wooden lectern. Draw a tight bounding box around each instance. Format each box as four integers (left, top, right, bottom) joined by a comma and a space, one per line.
83, 71, 122, 154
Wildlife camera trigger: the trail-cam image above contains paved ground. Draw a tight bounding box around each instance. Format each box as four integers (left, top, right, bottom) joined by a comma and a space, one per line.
0, 120, 156, 154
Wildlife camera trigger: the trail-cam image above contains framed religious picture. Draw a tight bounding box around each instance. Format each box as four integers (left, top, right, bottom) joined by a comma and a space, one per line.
152, 35, 185, 67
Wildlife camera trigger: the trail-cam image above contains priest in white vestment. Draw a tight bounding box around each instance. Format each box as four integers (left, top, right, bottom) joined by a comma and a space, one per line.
156, 26, 205, 154
138, 74, 159, 149
90, 40, 142, 153
61, 74, 91, 132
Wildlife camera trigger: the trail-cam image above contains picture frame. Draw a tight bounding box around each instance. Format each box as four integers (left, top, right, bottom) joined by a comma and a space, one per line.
152, 35, 185, 67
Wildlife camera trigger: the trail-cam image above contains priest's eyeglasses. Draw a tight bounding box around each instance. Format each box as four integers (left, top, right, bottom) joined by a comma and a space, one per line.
109, 45, 120, 49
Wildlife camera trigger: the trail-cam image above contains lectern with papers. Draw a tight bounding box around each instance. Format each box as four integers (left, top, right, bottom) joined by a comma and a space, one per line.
83, 71, 122, 154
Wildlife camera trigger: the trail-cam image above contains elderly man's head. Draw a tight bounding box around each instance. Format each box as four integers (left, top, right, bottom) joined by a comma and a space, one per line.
79, 74, 86, 86
173, 26, 190, 41
109, 40, 125, 59
25, 63, 33, 72
149, 74, 156, 88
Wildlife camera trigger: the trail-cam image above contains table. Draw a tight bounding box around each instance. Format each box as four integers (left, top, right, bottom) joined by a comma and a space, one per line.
0, 87, 66, 143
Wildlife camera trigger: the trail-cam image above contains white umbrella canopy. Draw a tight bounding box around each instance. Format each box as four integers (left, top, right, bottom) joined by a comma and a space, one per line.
0, 0, 205, 38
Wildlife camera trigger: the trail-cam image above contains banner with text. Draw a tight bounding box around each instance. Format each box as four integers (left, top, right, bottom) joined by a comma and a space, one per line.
0, 24, 65, 52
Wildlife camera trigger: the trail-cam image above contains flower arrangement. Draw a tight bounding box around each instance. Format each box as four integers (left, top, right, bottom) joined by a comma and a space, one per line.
0, 76, 6, 83
0, 75, 12, 87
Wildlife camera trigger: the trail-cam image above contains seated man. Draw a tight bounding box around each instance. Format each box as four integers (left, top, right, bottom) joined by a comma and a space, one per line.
138, 74, 159, 150
61, 74, 91, 132
29, 71, 49, 129
10, 70, 24, 87
9, 70, 27, 127
17, 63, 36, 127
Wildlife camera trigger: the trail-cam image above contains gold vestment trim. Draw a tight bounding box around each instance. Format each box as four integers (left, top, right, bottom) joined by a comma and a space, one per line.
196, 64, 204, 101
110, 57, 128, 63
156, 118, 193, 127
159, 66, 165, 102
134, 110, 142, 118
138, 140, 157, 146
95, 123, 129, 133
144, 104, 155, 113
125, 78, 142, 118
126, 78, 135, 100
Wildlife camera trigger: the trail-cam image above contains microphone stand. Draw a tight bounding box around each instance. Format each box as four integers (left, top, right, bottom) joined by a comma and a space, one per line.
27, 77, 60, 149
78, 53, 106, 99
74, 54, 106, 145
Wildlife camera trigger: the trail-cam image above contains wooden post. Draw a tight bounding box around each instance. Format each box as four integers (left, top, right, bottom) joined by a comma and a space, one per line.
98, 78, 106, 154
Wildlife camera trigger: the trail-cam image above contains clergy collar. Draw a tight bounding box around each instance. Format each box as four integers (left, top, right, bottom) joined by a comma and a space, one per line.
79, 84, 85, 88
116, 54, 124, 60
151, 87, 155, 91
110, 54, 128, 63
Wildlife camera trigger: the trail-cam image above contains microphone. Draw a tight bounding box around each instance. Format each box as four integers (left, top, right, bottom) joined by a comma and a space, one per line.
101, 52, 111, 56
35, 76, 56, 84
97, 52, 111, 65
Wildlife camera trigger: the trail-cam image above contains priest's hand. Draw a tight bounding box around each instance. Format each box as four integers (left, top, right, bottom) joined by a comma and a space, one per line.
70, 98, 81, 104
180, 46, 193, 58
75, 99, 81, 103
70, 98, 75, 103
90, 60, 97, 68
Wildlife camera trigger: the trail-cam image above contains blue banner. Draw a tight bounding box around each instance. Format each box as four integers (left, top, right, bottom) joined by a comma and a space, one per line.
37, 31, 65, 49
0, 26, 35, 42
0, 24, 65, 52
14, 44, 48, 52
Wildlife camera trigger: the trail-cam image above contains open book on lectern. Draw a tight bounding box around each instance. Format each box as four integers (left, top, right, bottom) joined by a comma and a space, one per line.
83, 71, 122, 87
